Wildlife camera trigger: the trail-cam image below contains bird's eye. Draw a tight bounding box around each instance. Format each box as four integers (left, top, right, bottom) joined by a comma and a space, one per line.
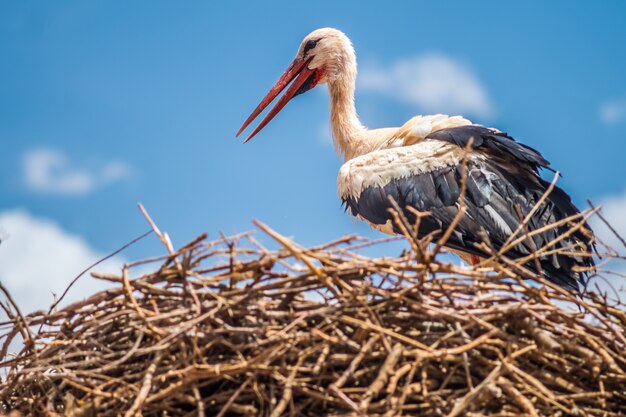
303, 39, 319, 54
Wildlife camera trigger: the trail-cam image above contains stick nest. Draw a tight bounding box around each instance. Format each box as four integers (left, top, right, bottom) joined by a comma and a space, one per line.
1, 217, 625, 417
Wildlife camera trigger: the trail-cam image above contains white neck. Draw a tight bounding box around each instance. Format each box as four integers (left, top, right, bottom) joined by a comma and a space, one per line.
327, 64, 366, 161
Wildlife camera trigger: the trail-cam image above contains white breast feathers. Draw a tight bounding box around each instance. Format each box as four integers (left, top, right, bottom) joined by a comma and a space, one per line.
337, 140, 466, 200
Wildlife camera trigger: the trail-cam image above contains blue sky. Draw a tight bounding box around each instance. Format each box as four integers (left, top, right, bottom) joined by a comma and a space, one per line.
1, 1, 626, 312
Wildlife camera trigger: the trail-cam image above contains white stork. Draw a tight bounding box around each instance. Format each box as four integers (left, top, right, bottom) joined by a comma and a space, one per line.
236, 28, 595, 291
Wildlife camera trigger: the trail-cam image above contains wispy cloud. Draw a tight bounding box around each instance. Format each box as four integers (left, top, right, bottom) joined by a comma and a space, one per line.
317, 123, 334, 147
590, 188, 626, 250
23, 148, 132, 195
359, 54, 494, 120
599, 96, 626, 124
589, 189, 626, 296
0, 210, 125, 314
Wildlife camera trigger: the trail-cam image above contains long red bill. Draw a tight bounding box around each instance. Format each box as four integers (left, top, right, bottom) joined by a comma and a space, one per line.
236, 57, 315, 143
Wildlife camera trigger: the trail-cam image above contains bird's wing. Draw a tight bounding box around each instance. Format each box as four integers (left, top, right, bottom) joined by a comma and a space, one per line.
339, 127, 594, 291
426, 125, 553, 172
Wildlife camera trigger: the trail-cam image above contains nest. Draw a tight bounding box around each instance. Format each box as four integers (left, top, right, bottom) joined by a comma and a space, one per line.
0, 208, 625, 416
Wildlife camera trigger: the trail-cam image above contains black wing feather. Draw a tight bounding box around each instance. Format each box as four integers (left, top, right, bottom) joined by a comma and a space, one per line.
426, 125, 553, 172
343, 125, 594, 291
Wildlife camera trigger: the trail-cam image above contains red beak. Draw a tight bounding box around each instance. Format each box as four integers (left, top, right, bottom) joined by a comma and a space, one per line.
236, 57, 321, 143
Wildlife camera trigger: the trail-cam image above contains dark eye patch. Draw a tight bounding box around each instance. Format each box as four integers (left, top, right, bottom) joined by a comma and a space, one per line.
303, 39, 320, 54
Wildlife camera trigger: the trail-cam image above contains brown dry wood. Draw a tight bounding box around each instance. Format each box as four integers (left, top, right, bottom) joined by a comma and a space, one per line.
0, 197, 624, 416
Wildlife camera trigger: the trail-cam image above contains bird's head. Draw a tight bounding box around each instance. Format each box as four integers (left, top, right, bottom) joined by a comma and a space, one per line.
236, 28, 355, 142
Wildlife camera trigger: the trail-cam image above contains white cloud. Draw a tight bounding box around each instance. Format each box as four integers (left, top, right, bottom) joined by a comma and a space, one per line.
23, 148, 132, 195
590, 188, 626, 251
0, 210, 126, 315
359, 54, 494, 119
599, 97, 626, 124
317, 123, 334, 147
589, 189, 626, 297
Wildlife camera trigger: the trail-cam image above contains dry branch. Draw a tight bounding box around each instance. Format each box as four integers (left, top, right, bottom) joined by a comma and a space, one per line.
0, 211, 625, 416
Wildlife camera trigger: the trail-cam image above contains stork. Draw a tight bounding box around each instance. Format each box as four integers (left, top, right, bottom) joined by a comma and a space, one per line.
236, 28, 595, 291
